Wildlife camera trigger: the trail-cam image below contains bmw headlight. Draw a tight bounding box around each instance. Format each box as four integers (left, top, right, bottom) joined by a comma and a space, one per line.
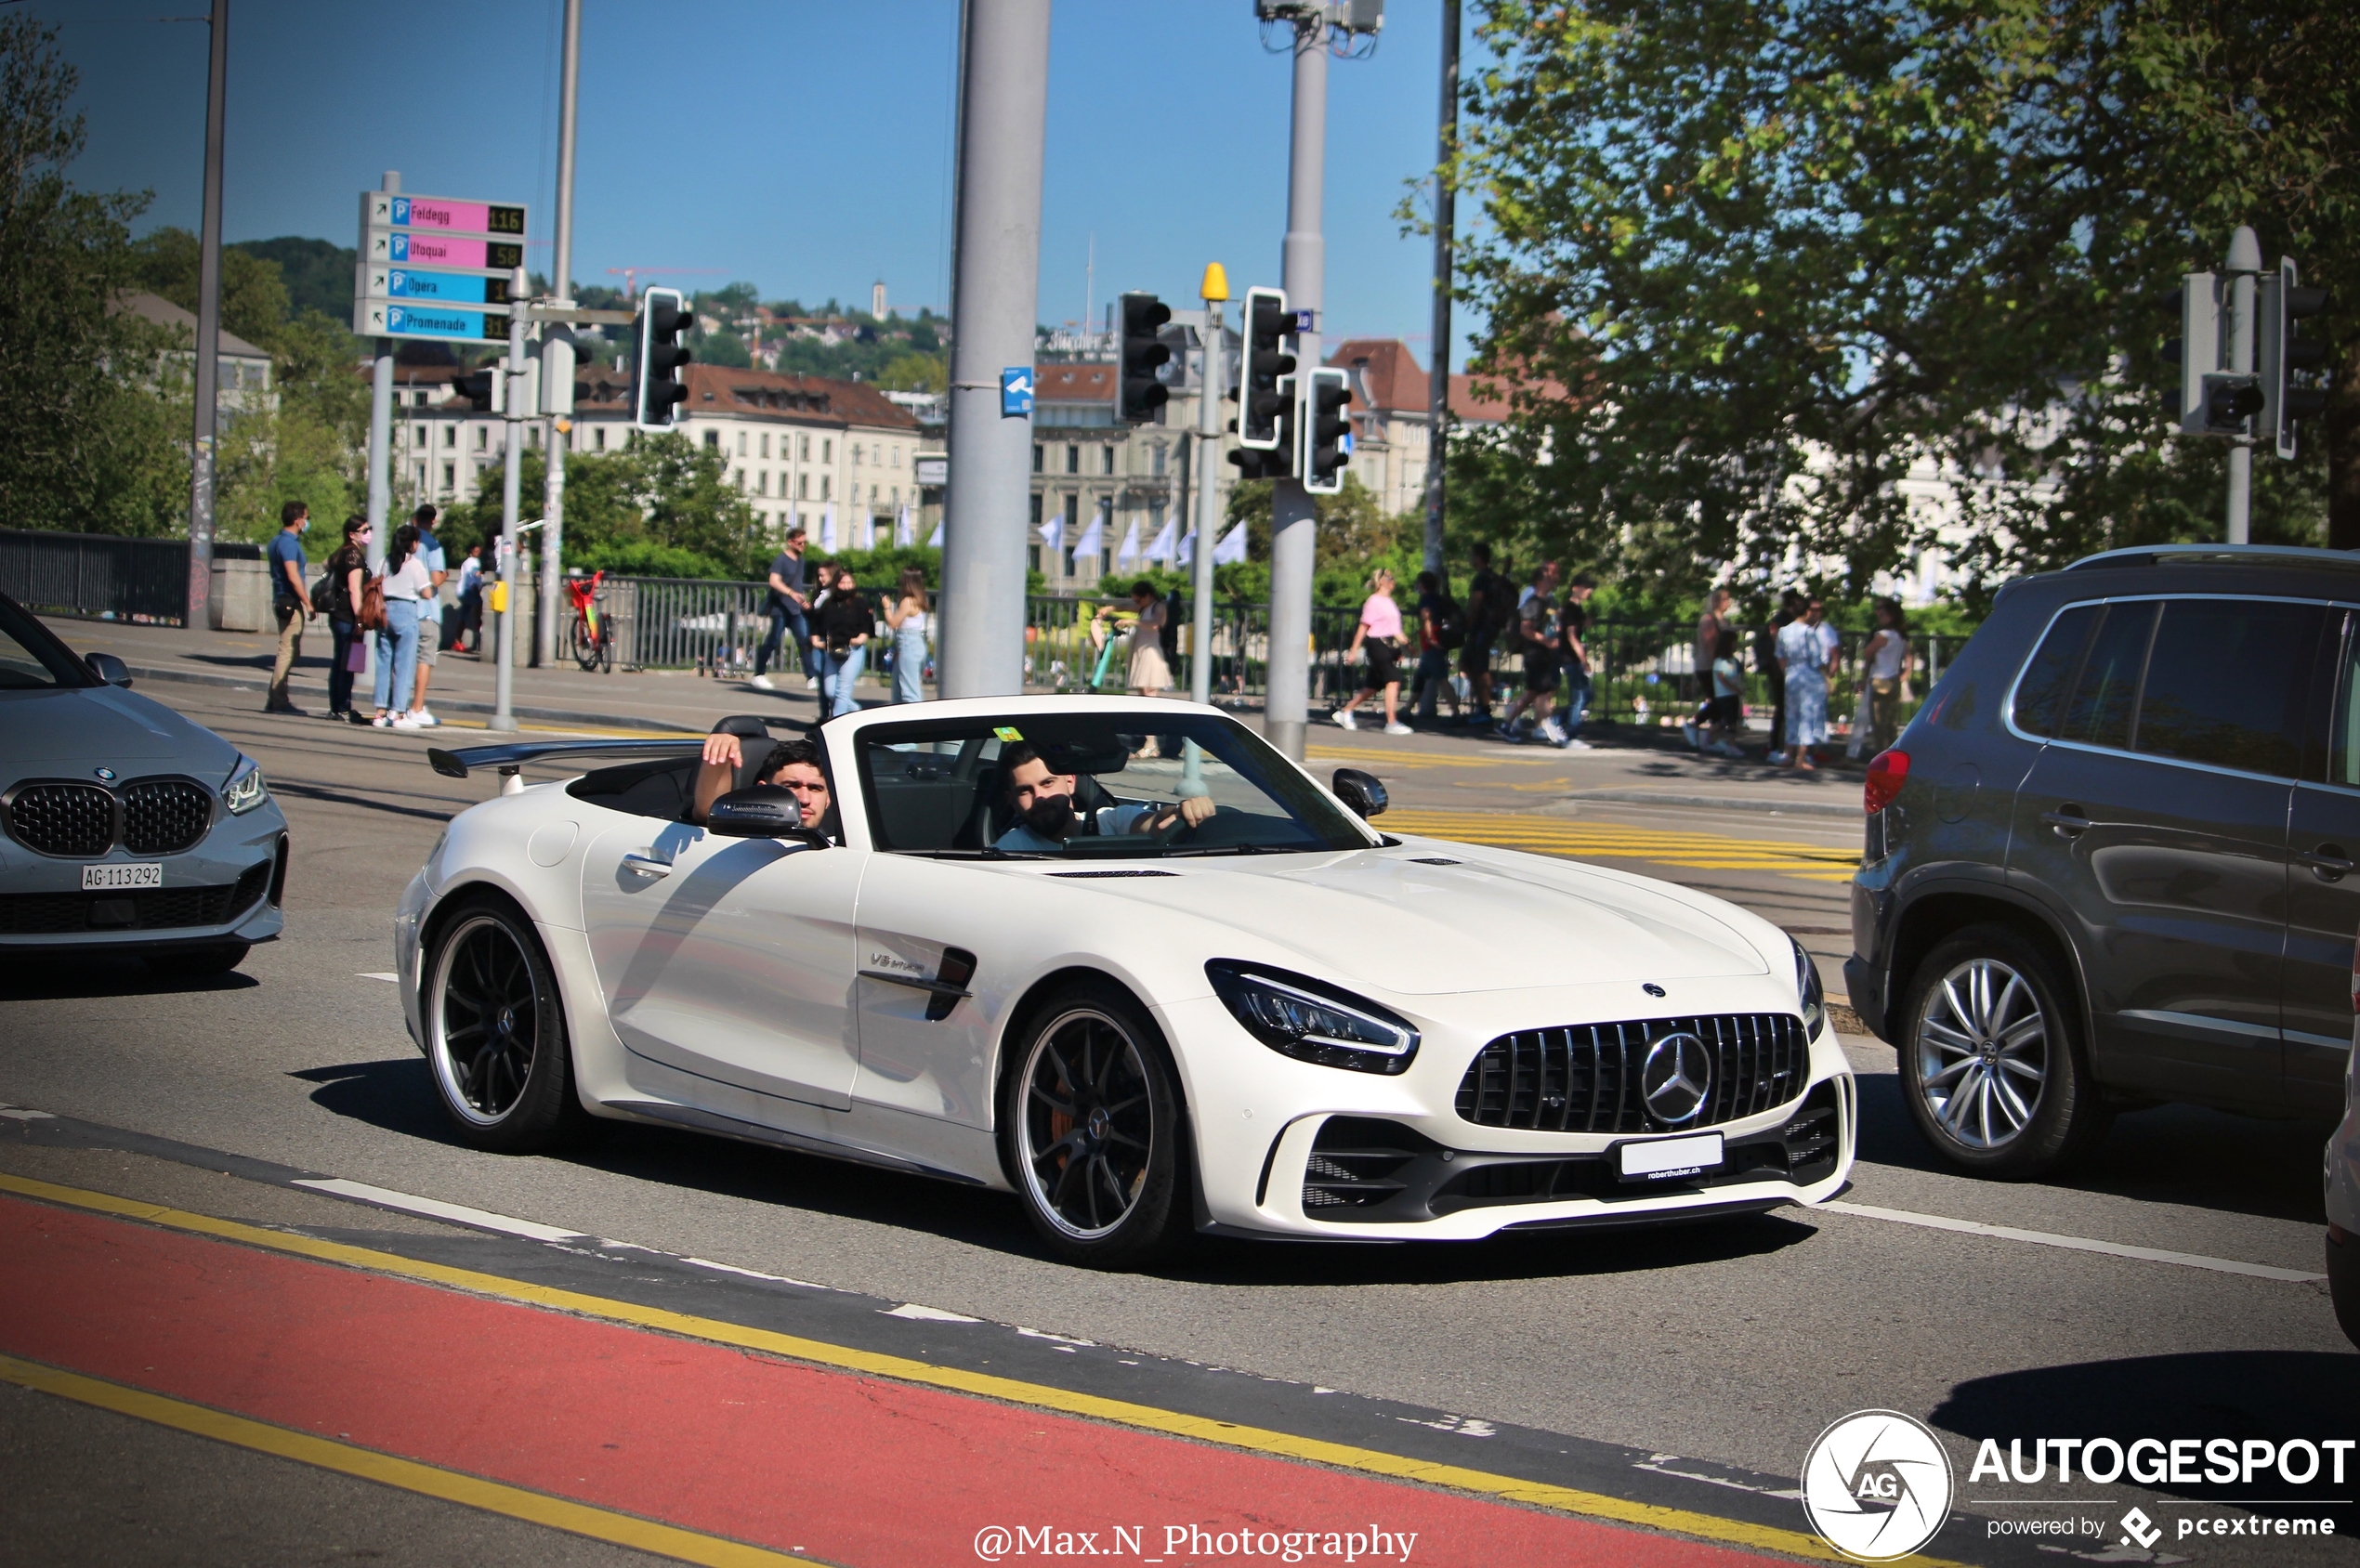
222, 754, 269, 816
1206, 960, 1419, 1075
1791, 936, 1827, 1037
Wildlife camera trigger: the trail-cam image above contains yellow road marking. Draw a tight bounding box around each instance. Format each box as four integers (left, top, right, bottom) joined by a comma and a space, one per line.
1386, 811, 1860, 882
0, 1172, 1947, 1567
0, 1353, 806, 1567
1306, 743, 1560, 769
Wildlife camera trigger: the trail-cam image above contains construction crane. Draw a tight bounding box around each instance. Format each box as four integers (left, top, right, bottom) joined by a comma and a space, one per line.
607, 267, 725, 302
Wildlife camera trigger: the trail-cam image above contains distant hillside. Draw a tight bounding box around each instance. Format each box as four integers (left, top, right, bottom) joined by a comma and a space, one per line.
231, 237, 354, 323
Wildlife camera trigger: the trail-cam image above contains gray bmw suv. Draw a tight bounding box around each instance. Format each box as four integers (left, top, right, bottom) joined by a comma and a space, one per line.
1844, 544, 2356, 1178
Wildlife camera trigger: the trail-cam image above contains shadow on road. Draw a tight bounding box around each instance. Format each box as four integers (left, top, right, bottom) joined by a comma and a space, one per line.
1933, 1352, 2360, 1529
288, 1058, 452, 1145
0, 956, 258, 1002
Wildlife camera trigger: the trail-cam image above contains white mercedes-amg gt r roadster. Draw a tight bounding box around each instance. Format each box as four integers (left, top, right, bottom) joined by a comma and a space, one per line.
397, 697, 1853, 1266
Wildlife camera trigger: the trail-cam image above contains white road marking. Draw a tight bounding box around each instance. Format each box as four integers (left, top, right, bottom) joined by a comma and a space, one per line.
679, 1256, 832, 1291
292, 1178, 587, 1244
884, 1303, 981, 1323
356, 972, 399, 983
0, 1106, 57, 1121
1819, 1199, 2326, 1283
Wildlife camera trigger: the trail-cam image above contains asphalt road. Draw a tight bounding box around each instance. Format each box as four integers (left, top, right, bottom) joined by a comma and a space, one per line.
3, 679, 2353, 1566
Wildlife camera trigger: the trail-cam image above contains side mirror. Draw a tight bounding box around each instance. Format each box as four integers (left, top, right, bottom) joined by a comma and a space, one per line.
85, 652, 132, 687
1332, 767, 1387, 819
707, 784, 825, 844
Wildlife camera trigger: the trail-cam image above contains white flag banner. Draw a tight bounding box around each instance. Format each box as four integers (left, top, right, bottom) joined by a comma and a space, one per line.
1212, 522, 1247, 565
1038, 516, 1064, 552
927, 520, 944, 548
1113, 521, 1141, 568
1069, 512, 1105, 562
895, 504, 914, 548
1144, 519, 1176, 568
1175, 528, 1196, 565
819, 503, 838, 552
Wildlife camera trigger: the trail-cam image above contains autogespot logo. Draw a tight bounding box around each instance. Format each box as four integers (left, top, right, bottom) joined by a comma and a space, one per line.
1802, 1410, 1956, 1562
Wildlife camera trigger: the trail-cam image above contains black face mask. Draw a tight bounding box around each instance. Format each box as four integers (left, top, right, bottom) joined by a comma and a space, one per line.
1020, 794, 1076, 841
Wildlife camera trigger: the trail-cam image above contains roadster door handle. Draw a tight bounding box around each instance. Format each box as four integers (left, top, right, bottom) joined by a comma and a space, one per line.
2301, 843, 2353, 882
2041, 805, 2090, 839
622, 852, 672, 879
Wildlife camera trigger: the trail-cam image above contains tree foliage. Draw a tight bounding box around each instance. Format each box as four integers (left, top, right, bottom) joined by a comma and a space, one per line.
439, 433, 764, 580
1450, 0, 2360, 603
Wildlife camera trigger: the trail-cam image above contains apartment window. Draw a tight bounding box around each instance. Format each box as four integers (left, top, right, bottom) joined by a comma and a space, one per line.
760, 433, 771, 459
892, 445, 902, 467
799, 434, 810, 461
475, 425, 490, 451
798, 473, 809, 500
414, 463, 426, 487
821, 475, 832, 500
822, 438, 833, 463
413, 425, 427, 447
852, 443, 862, 467
1151, 444, 1166, 477
1101, 445, 1115, 476
756, 471, 768, 495
1032, 444, 1044, 474
413, 391, 428, 407
442, 462, 455, 490
1066, 444, 1080, 475
704, 429, 720, 449
735, 470, 745, 491
443, 425, 457, 448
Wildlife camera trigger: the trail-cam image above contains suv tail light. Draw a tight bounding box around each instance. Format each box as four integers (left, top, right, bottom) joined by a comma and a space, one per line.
1864, 749, 1910, 815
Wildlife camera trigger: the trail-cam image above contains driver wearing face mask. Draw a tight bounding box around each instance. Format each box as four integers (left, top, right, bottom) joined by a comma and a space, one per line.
994, 743, 1214, 853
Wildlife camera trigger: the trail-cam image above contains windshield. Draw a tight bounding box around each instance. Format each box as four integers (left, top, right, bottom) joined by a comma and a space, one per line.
0, 597, 95, 690
857, 712, 1375, 858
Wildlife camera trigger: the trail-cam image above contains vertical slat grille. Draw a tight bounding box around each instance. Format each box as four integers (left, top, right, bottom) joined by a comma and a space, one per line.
1454, 1013, 1809, 1133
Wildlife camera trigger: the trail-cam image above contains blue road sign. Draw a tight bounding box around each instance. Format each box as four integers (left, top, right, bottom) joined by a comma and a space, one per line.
1002, 368, 1034, 418
386, 303, 497, 340
386, 268, 497, 305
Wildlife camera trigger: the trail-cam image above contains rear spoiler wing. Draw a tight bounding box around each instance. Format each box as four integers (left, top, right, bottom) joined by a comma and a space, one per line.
428, 738, 703, 793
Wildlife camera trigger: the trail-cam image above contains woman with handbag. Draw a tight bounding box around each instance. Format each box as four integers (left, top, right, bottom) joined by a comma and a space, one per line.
321, 517, 371, 723
814, 564, 872, 719
1330, 568, 1411, 735
370, 523, 430, 729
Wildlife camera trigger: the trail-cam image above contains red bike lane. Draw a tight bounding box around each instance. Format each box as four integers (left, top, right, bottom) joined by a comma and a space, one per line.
0, 1189, 1815, 1568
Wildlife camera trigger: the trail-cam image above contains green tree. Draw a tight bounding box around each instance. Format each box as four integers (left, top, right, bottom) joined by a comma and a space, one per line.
878, 350, 947, 393
0, 14, 186, 534
129, 226, 290, 352
1449, 0, 2360, 603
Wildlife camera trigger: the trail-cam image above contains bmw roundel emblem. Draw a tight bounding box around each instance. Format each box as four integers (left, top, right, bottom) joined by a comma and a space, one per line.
93, 766, 116, 782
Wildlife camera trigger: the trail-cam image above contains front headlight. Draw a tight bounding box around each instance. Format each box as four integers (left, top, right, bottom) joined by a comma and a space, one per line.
1206, 960, 1420, 1075
1792, 936, 1827, 1037
222, 754, 269, 815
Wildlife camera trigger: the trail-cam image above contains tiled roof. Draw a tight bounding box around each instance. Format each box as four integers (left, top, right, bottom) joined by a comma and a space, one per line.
1037, 362, 1114, 402
574, 363, 919, 430
111, 291, 270, 360
1327, 338, 1428, 414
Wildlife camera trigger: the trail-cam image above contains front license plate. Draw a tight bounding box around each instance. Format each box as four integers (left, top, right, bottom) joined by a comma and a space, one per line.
82, 862, 163, 891
1617, 1131, 1724, 1182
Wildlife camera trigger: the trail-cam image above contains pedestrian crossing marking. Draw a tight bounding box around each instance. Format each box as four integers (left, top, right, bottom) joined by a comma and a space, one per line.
1384, 810, 1861, 882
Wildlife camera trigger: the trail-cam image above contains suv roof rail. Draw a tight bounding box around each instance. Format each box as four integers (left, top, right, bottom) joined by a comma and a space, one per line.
2066, 542, 2360, 573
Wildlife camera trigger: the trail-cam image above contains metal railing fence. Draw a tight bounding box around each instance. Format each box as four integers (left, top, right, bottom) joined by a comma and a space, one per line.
0, 529, 265, 626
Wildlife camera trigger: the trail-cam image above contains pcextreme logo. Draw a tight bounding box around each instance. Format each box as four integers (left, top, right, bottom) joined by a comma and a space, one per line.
1801, 1410, 1957, 1562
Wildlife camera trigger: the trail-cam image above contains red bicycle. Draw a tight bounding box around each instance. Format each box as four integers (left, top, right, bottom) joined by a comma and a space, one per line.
566, 569, 613, 673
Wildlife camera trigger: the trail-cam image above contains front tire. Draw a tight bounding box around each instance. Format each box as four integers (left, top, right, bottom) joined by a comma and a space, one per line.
1898, 923, 2107, 1179
424, 898, 582, 1152
1001, 979, 1191, 1269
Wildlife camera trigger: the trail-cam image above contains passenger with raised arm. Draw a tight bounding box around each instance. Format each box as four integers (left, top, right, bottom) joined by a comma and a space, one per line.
689, 732, 835, 835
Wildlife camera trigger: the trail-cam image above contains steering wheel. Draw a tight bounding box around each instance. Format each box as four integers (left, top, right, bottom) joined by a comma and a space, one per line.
1147, 804, 1199, 845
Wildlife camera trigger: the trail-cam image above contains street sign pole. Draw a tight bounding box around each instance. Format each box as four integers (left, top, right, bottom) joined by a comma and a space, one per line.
937, 0, 1051, 699
492, 268, 531, 733
1265, 11, 1329, 764
185, 0, 228, 631
539, 0, 582, 669
1191, 282, 1226, 711
1422, 0, 1460, 581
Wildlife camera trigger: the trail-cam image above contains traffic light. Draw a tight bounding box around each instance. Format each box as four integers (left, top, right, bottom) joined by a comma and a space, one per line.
1299, 367, 1351, 494
2175, 271, 2264, 437
2261, 256, 2332, 460
632, 286, 693, 431
1234, 286, 1294, 450
453, 366, 501, 413
1117, 291, 1172, 424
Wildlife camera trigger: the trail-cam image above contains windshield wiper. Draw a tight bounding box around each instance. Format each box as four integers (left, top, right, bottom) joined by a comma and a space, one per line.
905, 846, 1051, 860
1159, 842, 1304, 858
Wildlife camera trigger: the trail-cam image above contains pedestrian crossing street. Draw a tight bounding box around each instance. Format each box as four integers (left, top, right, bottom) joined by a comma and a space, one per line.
1381, 809, 1863, 882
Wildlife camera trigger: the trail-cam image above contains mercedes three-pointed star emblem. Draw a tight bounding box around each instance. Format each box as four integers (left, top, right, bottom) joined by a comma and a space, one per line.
1641, 1031, 1711, 1125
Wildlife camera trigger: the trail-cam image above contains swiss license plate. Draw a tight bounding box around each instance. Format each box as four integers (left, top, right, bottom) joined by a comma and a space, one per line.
1617, 1130, 1724, 1182
81, 862, 163, 891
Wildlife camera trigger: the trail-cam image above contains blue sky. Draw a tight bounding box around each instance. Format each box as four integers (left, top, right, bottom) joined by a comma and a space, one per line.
38, 0, 1485, 371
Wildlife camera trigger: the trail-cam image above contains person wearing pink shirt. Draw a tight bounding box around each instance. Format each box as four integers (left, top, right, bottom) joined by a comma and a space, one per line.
1331, 568, 1412, 735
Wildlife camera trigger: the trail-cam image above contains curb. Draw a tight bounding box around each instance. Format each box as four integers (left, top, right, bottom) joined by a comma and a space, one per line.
1562, 787, 1861, 819
116, 662, 709, 736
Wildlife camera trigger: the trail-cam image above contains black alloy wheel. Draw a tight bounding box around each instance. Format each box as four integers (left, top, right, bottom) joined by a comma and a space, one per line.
1897, 923, 2107, 1180
426, 899, 581, 1151
1004, 980, 1189, 1268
